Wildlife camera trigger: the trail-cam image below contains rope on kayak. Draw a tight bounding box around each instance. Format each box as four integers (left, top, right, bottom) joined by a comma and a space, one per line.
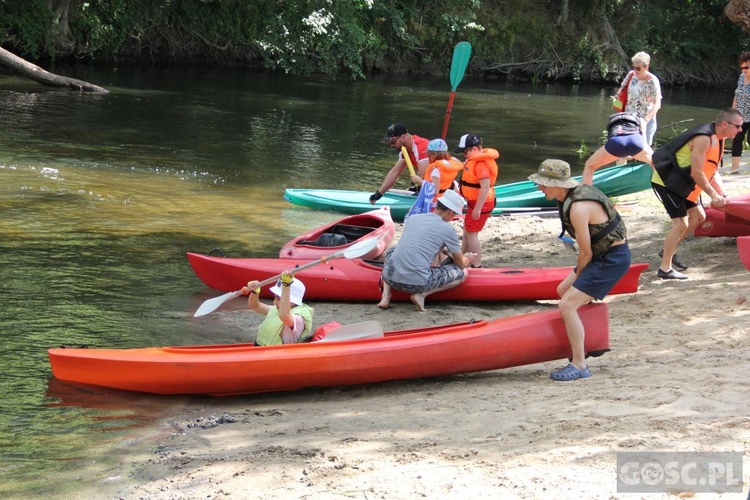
207, 248, 225, 257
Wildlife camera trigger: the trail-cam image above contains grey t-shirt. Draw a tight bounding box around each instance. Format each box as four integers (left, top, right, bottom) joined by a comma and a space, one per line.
382, 212, 461, 285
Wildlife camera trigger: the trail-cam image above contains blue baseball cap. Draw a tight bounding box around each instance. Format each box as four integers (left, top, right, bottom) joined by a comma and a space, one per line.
427, 139, 448, 152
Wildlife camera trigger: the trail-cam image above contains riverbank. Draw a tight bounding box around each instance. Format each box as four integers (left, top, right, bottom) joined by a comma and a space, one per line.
66, 167, 750, 499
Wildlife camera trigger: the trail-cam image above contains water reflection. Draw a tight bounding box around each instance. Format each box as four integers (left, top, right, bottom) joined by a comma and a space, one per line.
0, 66, 732, 496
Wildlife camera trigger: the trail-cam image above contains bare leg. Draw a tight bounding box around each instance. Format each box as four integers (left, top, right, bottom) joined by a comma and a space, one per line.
582, 147, 617, 184
463, 230, 482, 266
731, 156, 740, 173
685, 205, 706, 236
378, 281, 391, 310
558, 287, 595, 369
660, 217, 688, 272
410, 270, 468, 312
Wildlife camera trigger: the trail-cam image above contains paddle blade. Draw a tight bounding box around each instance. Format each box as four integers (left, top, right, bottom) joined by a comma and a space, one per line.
341, 234, 383, 259
194, 290, 242, 317
449, 42, 472, 91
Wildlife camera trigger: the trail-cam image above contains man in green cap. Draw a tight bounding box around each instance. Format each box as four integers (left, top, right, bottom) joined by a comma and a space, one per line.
529, 159, 631, 381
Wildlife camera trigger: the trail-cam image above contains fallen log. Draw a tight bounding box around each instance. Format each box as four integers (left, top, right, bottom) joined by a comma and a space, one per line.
0, 47, 108, 93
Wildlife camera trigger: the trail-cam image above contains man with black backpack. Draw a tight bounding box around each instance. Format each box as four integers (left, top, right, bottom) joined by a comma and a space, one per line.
582, 112, 653, 185
650, 108, 741, 279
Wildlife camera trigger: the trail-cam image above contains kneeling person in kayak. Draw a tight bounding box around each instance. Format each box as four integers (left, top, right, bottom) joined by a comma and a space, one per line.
529, 159, 631, 382
242, 271, 314, 346
378, 189, 477, 312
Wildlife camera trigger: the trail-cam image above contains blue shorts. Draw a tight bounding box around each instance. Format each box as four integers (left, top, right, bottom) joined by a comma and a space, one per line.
384, 263, 465, 294
604, 133, 646, 157
573, 243, 631, 300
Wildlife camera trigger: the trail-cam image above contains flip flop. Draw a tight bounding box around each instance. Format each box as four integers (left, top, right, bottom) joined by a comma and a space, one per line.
550, 363, 592, 381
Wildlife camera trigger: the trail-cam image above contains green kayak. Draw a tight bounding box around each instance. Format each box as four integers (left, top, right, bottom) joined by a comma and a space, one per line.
284, 162, 652, 222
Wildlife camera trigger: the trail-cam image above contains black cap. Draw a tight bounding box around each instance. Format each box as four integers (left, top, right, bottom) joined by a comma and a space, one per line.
454, 133, 482, 153
386, 123, 408, 137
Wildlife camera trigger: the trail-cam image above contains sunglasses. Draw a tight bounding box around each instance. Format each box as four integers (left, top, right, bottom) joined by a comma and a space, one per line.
742, 66, 750, 70
632, 66, 644, 71
728, 122, 743, 129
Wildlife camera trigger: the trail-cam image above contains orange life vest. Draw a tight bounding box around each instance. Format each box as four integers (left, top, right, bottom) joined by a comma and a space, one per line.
459, 148, 499, 202
686, 135, 722, 202
425, 156, 464, 197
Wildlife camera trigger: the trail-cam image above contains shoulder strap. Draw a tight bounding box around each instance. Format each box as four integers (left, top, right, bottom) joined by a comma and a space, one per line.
590, 213, 622, 245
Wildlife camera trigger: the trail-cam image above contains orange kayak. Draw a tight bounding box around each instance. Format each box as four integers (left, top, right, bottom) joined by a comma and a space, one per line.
279, 207, 394, 260
48, 303, 610, 396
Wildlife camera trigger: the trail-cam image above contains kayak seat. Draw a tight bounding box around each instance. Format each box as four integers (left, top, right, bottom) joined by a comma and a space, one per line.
314, 320, 385, 342
299, 232, 348, 247
330, 224, 376, 242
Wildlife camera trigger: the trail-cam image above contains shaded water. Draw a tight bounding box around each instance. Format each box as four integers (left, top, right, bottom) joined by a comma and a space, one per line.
0, 65, 732, 495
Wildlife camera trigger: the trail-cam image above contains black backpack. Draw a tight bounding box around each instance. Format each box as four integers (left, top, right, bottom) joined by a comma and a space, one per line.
606, 112, 641, 139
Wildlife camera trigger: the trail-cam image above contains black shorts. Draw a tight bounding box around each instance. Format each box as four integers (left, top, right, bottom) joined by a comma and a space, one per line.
652, 182, 698, 219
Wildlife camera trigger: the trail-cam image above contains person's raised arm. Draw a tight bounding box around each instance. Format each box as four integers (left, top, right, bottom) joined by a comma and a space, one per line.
276, 270, 296, 327
242, 280, 271, 314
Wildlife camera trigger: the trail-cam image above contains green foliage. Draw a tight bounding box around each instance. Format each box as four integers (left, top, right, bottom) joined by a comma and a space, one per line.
0, 0, 747, 84
1, 0, 55, 58
573, 34, 608, 81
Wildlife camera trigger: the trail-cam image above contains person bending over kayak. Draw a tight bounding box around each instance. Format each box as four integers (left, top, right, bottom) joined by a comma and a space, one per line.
378, 189, 477, 312
242, 271, 314, 346
369, 122, 430, 204
529, 159, 631, 382
581, 112, 653, 185
409, 138, 464, 210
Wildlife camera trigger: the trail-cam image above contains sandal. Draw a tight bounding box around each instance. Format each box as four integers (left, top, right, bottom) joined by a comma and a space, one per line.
550, 363, 591, 381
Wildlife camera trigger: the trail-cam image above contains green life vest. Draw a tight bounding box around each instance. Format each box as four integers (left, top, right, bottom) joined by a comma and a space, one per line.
560, 184, 627, 258
255, 304, 314, 346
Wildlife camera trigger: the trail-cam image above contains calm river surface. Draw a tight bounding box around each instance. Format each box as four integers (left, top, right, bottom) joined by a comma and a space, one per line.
0, 64, 732, 496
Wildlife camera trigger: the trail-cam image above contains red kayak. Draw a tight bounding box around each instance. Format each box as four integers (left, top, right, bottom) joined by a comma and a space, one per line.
738, 236, 750, 271
721, 192, 750, 223
279, 207, 395, 261
694, 208, 750, 237
48, 303, 610, 396
187, 252, 648, 302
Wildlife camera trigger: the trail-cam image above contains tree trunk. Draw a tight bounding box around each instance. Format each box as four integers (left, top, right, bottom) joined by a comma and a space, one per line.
725, 0, 750, 33
0, 47, 108, 93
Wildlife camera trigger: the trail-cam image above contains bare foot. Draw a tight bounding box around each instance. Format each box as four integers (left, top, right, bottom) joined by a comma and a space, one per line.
378, 287, 391, 310
410, 293, 427, 312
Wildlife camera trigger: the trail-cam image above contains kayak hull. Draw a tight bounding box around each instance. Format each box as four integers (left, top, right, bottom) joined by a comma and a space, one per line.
694, 208, 750, 237
279, 207, 394, 260
187, 252, 648, 302
48, 303, 610, 396
722, 193, 750, 223
738, 235, 750, 271
284, 163, 653, 221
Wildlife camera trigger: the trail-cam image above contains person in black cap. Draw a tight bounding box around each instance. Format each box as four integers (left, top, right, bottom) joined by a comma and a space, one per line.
369, 123, 430, 204
454, 132, 499, 267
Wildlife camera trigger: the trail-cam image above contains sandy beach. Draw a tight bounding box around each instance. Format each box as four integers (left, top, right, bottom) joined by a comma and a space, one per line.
72, 167, 750, 499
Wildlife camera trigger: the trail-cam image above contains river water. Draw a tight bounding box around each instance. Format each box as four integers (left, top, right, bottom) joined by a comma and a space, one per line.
0, 64, 733, 496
